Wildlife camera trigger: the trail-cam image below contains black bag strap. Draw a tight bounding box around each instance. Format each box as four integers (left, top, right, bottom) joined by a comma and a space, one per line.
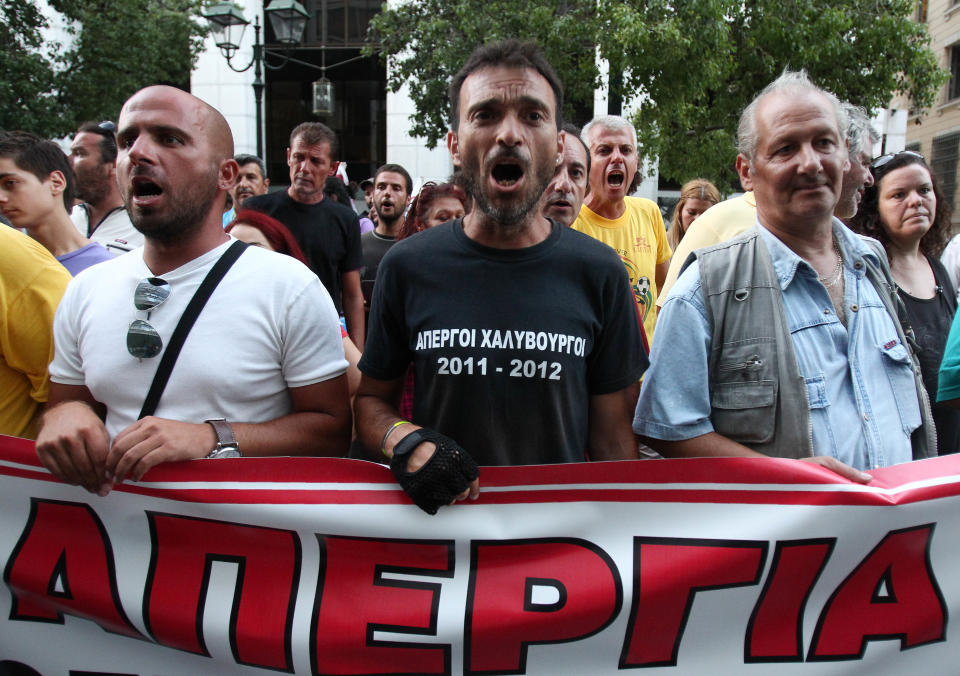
138, 240, 249, 419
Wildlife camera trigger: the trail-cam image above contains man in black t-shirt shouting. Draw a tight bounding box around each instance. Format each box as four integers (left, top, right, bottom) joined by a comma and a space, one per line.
356, 40, 647, 514
360, 163, 413, 318
244, 122, 365, 346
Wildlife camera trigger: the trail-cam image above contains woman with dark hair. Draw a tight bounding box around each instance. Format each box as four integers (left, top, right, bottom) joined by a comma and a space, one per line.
397, 181, 468, 241
848, 150, 959, 452
226, 210, 362, 397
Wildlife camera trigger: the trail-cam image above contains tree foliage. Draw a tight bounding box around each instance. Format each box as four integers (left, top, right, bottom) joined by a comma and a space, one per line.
364, 0, 601, 148
609, 0, 947, 185
366, 0, 946, 186
1, 0, 208, 138
0, 0, 64, 133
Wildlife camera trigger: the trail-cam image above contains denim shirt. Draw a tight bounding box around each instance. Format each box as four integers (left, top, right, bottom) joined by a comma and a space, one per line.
634, 220, 920, 471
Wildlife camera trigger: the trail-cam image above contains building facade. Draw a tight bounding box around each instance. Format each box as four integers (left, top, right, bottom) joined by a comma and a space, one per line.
901, 0, 960, 224
191, 2, 664, 194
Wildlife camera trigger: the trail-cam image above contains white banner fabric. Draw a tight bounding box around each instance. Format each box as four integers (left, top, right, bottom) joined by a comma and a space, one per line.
2, 434, 960, 675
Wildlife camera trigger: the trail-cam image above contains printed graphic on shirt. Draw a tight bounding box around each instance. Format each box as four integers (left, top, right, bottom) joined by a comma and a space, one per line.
619, 252, 653, 324
414, 327, 589, 383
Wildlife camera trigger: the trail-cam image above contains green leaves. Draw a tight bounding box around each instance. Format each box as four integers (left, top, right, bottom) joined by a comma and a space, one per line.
364, 0, 601, 149
367, 0, 945, 187
0, 0, 64, 133
2, 0, 208, 138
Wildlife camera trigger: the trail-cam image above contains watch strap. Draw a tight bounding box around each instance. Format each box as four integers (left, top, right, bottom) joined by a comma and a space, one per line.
205, 418, 240, 457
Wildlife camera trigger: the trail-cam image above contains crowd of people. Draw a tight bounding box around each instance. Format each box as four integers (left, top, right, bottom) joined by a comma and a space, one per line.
3, 39, 960, 514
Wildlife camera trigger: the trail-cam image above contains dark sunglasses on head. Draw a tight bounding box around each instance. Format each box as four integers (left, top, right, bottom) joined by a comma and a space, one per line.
127, 277, 170, 359
871, 150, 924, 170
98, 120, 116, 134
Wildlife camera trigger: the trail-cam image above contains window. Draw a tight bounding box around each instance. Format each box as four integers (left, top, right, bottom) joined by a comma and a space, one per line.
932, 133, 960, 213
949, 45, 960, 101
313, 0, 379, 47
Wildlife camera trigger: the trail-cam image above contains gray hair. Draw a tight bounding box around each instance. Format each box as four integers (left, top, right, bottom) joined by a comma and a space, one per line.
582, 115, 637, 150
842, 103, 880, 159
234, 153, 267, 179
737, 70, 848, 160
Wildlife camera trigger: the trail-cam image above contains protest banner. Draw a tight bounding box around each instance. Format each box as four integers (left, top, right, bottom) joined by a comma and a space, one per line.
1, 433, 959, 675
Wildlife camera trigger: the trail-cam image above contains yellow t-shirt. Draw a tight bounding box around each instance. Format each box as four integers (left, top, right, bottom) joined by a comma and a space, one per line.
0, 227, 71, 438
659, 192, 757, 304
572, 196, 671, 340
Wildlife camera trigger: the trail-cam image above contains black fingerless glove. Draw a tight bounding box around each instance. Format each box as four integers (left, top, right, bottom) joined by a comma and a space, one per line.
389, 427, 480, 514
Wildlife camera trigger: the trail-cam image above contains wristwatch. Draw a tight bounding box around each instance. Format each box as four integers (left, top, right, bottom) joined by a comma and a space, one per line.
204, 418, 241, 458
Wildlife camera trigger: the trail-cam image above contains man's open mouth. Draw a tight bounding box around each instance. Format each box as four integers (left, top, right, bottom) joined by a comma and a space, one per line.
549, 198, 571, 208
492, 162, 524, 187
131, 177, 163, 198
607, 171, 624, 187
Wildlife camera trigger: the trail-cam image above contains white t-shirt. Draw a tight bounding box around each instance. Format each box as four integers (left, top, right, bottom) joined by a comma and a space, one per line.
71, 204, 145, 254
50, 239, 347, 440
941, 233, 960, 296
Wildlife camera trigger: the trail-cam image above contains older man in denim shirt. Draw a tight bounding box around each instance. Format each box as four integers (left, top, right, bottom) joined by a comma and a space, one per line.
633, 71, 935, 481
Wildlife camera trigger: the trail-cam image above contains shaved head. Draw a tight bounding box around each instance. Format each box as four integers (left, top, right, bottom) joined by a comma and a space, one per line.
116, 85, 239, 244
121, 85, 234, 161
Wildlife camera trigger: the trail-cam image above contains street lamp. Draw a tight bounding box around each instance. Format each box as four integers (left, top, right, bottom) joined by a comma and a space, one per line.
202, 0, 309, 158
264, 0, 310, 45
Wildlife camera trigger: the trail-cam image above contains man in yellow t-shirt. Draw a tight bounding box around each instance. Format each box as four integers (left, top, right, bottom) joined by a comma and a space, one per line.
0, 226, 70, 438
572, 115, 671, 340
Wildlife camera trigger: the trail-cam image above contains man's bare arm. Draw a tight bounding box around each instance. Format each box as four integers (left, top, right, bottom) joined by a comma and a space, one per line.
107, 375, 352, 484
588, 389, 641, 460
342, 269, 365, 348
643, 432, 873, 483
354, 373, 479, 499
655, 259, 670, 297
36, 383, 109, 492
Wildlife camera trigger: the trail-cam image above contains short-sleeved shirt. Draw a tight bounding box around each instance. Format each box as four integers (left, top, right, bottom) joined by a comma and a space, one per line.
635, 222, 920, 471
572, 196, 671, 339
244, 191, 363, 315
360, 219, 647, 466
70, 204, 144, 254
359, 229, 396, 312
57, 242, 114, 276
50, 240, 347, 440
0, 227, 71, 438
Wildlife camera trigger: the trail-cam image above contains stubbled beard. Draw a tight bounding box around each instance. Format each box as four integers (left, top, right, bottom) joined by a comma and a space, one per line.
74, 167, 109, 205
126, 169, 220, 245
374, 202, 401, 226
460, 148, 553, 227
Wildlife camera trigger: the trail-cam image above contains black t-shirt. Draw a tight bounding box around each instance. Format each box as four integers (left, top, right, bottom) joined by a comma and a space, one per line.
899, 253, 960, 453
360, 229, 396, 311
244, 191, 362, 314
359, 219, 648, 466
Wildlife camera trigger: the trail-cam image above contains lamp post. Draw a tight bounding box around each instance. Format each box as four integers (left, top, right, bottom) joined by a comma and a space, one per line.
202, 1, 309, 158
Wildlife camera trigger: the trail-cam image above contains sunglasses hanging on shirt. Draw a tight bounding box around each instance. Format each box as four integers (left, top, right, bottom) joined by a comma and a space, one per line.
127, 277, 171, 359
